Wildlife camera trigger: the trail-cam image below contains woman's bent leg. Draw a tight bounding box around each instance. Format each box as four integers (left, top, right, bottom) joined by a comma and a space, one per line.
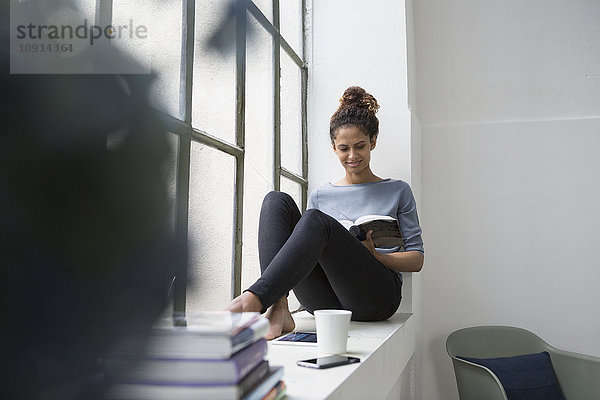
252, 192, 341, 311
257, 191, 302, 274
249, 208, 401, 321
251, 191, 306, 338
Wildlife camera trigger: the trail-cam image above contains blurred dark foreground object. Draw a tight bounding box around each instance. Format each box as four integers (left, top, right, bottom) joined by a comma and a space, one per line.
0, 0, 258, 396
1, 9, 183, 400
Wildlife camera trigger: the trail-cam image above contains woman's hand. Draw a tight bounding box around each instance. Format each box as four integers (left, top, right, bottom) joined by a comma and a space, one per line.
360, 230, 377, 256
361, 230, 424, 273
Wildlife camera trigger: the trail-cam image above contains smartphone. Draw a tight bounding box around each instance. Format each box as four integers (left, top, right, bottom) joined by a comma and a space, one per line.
297, 355, 361, 369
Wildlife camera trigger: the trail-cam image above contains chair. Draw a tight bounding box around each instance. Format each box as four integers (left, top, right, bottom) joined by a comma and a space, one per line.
446, 326, 600, 400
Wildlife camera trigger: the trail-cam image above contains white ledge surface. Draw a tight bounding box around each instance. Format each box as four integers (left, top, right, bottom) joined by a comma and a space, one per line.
266, 311, 416, 399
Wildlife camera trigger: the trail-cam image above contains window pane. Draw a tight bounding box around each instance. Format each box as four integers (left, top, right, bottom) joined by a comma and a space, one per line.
147, 1, 183, 118
250, 0, 272, 23
280, 53, 303, 176
74, 0, 95, 19
165, 132, 179, 234
112, 1, 182, 118
241, 13, 275, 294
111, 1, 145, 61
280, 176, 302, 210
187, 142, 235, 311
280, 0, 303, 57
192, 0, 236, 144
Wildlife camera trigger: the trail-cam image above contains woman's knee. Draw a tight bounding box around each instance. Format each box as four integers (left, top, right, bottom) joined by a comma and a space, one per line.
262, 190, 295, 208
298, 208, 332, 231
302, 208, 328, 221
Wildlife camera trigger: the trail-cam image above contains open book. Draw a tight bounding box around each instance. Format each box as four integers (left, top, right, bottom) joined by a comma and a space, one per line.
339, 215, 405, 249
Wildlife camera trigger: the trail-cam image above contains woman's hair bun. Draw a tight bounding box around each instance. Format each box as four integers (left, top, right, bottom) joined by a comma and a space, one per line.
330, 86, 380, 141
338, 86, 379, 114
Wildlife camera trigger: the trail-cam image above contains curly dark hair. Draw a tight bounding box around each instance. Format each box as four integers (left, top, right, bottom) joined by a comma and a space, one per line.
329, 86, 380, 142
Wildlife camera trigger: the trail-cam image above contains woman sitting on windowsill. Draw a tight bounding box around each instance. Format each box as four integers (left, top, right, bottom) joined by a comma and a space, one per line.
227, 86, 424, 339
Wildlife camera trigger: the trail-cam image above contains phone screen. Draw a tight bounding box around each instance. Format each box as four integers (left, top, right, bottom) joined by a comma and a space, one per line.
297, 355, 360, 369
276, 332, 317, 343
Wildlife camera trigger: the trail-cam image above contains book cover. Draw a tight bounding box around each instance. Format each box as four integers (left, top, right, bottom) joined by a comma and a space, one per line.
105, 361, 274, 400
105, 339, 268, 385
155, 311, 261, 335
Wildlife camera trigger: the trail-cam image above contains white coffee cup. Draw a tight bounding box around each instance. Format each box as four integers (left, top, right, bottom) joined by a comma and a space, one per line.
314, 309, 352, 355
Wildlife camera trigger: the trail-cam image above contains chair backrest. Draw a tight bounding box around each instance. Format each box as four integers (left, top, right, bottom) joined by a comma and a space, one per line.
446, 326, 553, 400
447, 326, 551, 359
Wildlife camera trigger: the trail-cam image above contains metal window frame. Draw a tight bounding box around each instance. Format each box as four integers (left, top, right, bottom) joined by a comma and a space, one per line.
100, 0, 308, 313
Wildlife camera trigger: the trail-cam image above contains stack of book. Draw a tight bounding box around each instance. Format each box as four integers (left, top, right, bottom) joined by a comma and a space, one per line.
104, 312, 285, 400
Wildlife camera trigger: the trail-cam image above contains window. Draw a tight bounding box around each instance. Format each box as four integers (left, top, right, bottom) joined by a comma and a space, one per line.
108, 0, 308, 313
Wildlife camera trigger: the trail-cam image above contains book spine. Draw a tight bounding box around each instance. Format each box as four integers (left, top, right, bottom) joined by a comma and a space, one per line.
104, 339, 267, 384
236, 360, 270, 398
231, 339, 268, 381
144, 334, 233, 359
231, 318, 269, 351
242, 367, 285, 400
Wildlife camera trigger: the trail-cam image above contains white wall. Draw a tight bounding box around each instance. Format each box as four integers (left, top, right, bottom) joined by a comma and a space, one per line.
414, 1, 600, 399
308, 0, 413, 189
415, 0, 600, 124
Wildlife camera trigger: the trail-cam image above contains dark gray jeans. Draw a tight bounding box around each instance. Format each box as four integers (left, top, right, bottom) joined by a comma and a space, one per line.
247, 191, 401, 321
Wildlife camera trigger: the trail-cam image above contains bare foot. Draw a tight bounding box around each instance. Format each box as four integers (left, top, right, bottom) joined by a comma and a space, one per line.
226, 291, 263, 313
264, 297, 296, 340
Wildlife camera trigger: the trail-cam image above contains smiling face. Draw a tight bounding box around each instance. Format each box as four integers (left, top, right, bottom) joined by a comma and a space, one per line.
332, 125, 377, 181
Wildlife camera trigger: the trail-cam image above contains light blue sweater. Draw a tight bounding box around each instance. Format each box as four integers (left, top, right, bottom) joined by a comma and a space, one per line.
307, 178, 424, 255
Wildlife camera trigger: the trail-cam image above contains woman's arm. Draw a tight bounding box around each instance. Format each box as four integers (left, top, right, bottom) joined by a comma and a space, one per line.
374, 250, 424, 272
362, 230, 424, 272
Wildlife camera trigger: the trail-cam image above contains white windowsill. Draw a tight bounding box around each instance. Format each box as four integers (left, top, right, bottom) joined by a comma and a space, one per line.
266, 311, 416, 399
